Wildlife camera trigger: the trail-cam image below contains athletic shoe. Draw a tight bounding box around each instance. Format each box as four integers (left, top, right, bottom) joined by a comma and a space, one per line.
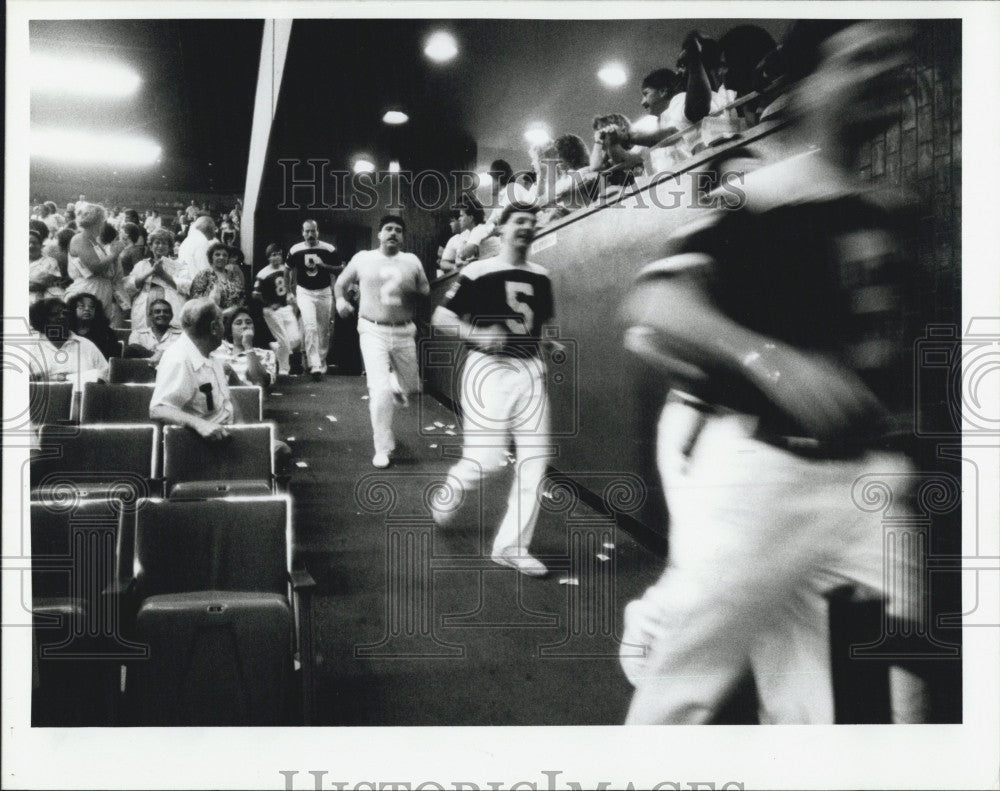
491, 548, 547, 577
311, 371, 323, 382
372, 453, 390, 469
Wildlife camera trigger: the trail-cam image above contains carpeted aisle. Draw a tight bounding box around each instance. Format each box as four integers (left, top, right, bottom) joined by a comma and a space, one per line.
265, 373, 666, 726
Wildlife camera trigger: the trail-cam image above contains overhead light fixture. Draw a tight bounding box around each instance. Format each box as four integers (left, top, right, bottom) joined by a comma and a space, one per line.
388, 160, 401, 173
31, 128, 161, 166
382, 110, 409, 125
523, 125, 551, 147
353, 158, 376, 174
424, 31, 458, 63
31, 54, 142, 98
598, 63, 629, 88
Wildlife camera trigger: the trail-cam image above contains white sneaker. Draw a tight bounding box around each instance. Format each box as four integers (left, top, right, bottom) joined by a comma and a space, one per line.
372, 453, 390, 468
491, 548, 547, 577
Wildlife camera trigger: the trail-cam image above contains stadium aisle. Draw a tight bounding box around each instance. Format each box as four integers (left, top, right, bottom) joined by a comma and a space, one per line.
264, 373, 666, 725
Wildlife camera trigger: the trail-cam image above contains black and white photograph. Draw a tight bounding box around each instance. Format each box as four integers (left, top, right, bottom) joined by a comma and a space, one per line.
3, 2, 998, 789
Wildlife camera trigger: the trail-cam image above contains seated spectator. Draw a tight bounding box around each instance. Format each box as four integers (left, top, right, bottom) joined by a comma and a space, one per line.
143, 209, 161, 235
149, 298, 236, 439
29, 231, 64, 305
455, 199, 491, 265
439, 210, 467, 273
66, 203, 128, 326
189, 240, 246, 310
43, 228, 75, 289
66, 292, 120, 359
213, 307, 277, 389
127, 227, 190, 331
27, 297, 109, 389
117, 222, 147, 277
590, 112, 646, 185
150, 298, 291, 471
126, 298, 183, 363
30, 218, 52, 243
532, 134, 599, 223
252, 243, 301, 377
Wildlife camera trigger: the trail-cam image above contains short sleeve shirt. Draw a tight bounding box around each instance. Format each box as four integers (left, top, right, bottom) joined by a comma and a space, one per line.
150, 333, 234, 424
253, 264, 292, 309
442, 257, 554, 357
287, 241, 339, 290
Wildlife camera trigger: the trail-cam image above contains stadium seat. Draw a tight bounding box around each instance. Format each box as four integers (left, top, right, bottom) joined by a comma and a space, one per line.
30, 499, 145, 725
29, 381, 75, 427
31, 423, 161, 501
108, 357, 158, 384
118, 496, 315, 725
231, 385, 264, 422
162, 423, 274, 498
111, 327, 132, 346
80, 382, 155, 424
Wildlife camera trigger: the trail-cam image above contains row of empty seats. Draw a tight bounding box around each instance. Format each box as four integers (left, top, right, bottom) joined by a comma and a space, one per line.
31, 496, 314, 726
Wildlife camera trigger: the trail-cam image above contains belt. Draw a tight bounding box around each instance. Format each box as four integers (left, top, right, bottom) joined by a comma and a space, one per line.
361, 316, 411, 327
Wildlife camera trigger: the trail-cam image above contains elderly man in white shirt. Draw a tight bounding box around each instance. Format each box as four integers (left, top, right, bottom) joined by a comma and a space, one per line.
177, 215, 217, 280
150, 297, 235, 440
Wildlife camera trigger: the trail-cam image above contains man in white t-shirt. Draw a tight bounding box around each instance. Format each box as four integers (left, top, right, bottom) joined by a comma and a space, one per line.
439, 210, 467, 274
150, 298, 235, 440
334, 215, 430, 468
177, 215, 216, 277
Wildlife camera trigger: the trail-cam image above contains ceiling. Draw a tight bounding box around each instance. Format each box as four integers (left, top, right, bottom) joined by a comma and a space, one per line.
29, 16, 789, 195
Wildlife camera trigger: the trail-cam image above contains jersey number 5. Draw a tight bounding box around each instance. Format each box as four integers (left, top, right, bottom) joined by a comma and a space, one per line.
504, 282, 534, 334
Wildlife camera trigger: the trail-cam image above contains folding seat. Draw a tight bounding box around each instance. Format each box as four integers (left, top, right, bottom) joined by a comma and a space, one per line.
108, 357, 158, 384
29, 380, 75, 427
162, 423, 275, 498
30, 499, 146, 725
111, 327, 133, 346
117, 496, 315, 725
80, 382, 155, 424
31, 423, 160, 502
230, 385, 264, 422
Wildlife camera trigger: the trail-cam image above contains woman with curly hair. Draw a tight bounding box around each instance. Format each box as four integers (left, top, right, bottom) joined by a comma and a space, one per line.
189, 240, 246, 310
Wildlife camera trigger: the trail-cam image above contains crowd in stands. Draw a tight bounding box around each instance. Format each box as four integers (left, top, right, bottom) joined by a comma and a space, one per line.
435, 24, 782, 276
26, 195, 284, 397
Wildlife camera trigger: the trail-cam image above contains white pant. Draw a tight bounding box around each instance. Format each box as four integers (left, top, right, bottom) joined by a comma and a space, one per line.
262, 304, 301, 376
296, 286, 332, 374
443, 350, 554, 557
622, 400, 922, 724
357, 318, 420, 455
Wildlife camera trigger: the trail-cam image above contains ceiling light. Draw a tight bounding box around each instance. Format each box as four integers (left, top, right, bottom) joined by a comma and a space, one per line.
523, 125, 551, 147
353, 158, 375, 174
424, 31, 458, 63
31, 128, 161, 166
598, 63, 629, 88
31, 54, 142, 98
388, 160, 401, 173
382, 110, 409, 125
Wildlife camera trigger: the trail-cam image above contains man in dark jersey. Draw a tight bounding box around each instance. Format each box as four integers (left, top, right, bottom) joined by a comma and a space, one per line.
252, 243, 301, 377
619, 21, 927, 723
431, 204, 555, 577
286, 219, 340, 380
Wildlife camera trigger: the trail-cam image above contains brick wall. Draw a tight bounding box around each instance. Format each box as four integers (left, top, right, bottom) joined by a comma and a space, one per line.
857, 20, 961, 324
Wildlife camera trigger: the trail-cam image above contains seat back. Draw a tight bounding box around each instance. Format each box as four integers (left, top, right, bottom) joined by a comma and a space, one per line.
111, 327, 132, 345
131, 496, 290, 599
162, 423, 272, 497
231, 385, 263, 422
32, 424, 160, 498
29, 381, 74, 426
108, 357, 157, 384
80, 383, 155, 424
